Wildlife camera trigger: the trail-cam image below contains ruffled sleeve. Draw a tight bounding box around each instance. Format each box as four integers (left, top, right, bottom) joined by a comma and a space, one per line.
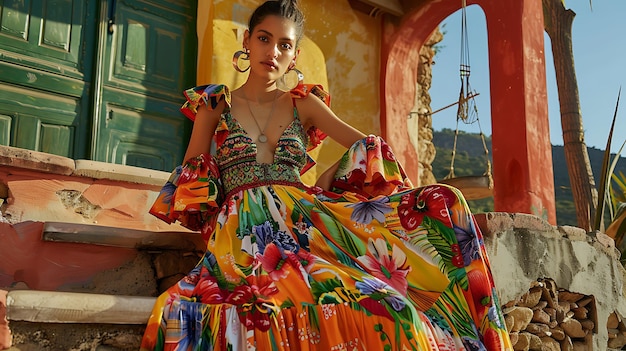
330, 135, 413, 198
149, 153, 224, 239
289, 84, 329, 151
180, 84, 231, 121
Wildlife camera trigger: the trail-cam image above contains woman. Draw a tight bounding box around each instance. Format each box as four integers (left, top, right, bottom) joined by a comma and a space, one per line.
141, 0, 512, 350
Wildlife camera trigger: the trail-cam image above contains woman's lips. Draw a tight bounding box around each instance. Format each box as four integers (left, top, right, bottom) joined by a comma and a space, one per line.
262, 61, 277, 70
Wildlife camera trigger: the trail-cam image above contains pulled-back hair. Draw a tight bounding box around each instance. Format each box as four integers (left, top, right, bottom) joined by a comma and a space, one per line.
248, 0, 305, 44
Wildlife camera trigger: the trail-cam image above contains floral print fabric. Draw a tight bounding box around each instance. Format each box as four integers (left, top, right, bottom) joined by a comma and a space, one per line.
141, 85, 512, 351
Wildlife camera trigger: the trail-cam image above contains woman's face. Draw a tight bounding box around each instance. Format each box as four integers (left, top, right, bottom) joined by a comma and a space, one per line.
244, 15, 299, 81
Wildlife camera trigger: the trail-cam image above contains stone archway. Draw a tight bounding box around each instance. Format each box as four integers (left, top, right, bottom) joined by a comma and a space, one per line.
381, 0, 556, 224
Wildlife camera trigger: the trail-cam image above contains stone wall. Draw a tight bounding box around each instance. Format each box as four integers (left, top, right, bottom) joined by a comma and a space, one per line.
412, 28, 443, 187
477, 212, 626, 350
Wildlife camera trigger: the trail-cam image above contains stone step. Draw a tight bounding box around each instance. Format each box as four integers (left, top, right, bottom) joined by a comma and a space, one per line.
5, 322, 146, 351
0, 145, 170, 186
6, 290, 155, 325
42, 221, 204, 251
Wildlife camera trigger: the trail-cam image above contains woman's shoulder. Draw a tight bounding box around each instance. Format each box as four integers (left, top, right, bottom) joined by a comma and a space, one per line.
288, 84, 330, 151
180, 84, 232, 121
289, 84, 331, 107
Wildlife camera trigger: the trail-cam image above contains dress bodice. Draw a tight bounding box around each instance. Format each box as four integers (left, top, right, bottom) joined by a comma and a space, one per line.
214, 109, 309, 197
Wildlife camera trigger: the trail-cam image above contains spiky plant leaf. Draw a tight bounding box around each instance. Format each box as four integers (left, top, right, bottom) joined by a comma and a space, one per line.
594, 87, 621, 231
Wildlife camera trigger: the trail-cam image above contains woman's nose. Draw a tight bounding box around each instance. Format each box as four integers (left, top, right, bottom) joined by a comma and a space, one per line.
267, 44, 279, 58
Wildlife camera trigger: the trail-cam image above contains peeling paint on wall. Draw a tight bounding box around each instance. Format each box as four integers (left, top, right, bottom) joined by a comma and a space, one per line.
56, 190, 100, 219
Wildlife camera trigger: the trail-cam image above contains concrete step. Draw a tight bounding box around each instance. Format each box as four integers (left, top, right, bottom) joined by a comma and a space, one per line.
6, 290, 155, 325
42, 221, 204, 251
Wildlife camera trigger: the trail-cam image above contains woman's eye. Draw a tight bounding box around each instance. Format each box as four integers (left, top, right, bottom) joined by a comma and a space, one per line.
281, 43, 292, 50
258, 36, 268, 42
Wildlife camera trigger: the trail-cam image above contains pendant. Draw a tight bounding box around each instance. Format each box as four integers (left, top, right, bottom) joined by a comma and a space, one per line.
258, 134, 268, 143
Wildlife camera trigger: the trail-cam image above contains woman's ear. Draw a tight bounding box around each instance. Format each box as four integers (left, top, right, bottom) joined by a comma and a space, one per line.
291, 48, 300, 68
243, 29, 250, 50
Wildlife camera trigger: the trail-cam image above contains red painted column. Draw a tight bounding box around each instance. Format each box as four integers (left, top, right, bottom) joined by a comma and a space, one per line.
481, 0, 556, 223
380, 21, 421, 182
380, 2, 461, 182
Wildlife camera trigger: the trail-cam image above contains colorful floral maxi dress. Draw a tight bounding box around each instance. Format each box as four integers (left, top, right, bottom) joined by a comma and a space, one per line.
141, 84, 512, 351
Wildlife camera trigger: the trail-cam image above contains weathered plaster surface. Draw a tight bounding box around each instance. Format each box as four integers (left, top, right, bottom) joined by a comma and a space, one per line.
1, 170, 164, 229
0, 147, 186, 233
0, 222, 138, 291
477, 212, 626, 350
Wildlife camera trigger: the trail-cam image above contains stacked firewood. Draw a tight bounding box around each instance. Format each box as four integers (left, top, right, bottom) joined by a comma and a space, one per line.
607, 311, 626, 349
501, 278, 598, 351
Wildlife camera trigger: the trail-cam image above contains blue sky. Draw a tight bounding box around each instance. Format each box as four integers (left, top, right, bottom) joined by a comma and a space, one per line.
430, 1, 626, 154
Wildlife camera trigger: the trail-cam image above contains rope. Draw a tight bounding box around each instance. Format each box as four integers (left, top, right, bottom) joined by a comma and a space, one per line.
445, 0, 493, 187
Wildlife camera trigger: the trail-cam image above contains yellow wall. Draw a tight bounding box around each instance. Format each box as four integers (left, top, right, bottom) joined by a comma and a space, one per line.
196, 0, 381, 184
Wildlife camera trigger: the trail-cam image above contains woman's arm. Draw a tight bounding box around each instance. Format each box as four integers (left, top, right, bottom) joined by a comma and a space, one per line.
297, 94, 366, 190
183, 101, 224, 161
298, 93, 366, 149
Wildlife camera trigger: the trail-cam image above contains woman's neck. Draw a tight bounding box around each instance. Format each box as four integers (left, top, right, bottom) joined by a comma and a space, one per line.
240, 77, 278, 103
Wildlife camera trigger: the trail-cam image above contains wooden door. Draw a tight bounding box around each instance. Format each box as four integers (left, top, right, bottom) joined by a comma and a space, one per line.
94, 0, 197, 170
0, 0, 97, 158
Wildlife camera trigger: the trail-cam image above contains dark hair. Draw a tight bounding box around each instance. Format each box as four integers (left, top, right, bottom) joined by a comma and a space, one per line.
248, 0, 305, 44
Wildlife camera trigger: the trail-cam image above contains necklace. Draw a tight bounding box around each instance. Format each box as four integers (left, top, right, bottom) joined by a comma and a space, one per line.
243, 90, 279, 143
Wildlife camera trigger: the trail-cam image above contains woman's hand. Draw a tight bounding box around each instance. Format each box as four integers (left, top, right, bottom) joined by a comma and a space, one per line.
314, 160, 340, 191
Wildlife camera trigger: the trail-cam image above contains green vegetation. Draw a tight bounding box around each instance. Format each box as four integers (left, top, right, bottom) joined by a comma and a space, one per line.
431, 129, 626, 226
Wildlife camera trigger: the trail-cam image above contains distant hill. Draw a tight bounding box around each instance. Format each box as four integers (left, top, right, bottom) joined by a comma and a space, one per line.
431, 128, 626, 226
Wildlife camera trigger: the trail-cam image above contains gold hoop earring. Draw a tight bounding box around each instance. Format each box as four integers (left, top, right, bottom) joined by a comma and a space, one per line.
232, 50, 250, 73
277, 68, 304, 91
